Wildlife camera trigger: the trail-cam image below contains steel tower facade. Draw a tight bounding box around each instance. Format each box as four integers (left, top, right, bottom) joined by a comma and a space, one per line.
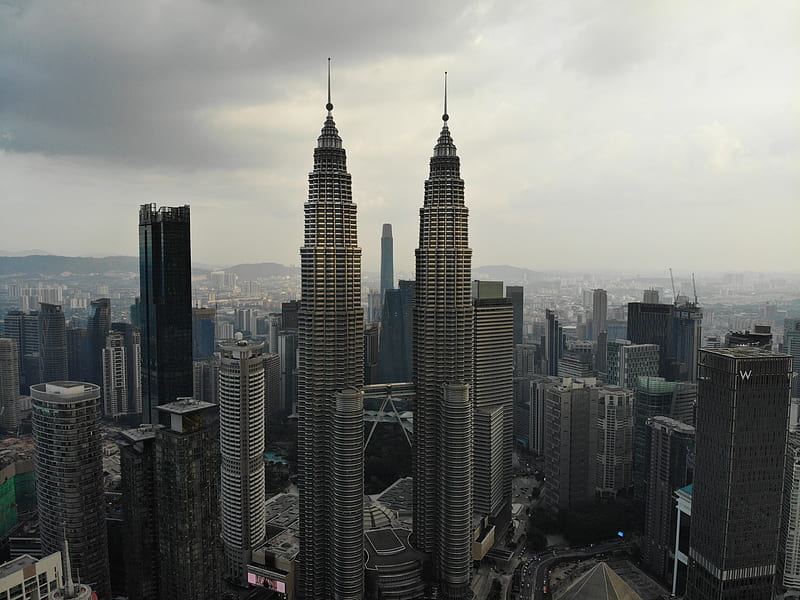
297, 70, 364, 599
412, 89, 474, 599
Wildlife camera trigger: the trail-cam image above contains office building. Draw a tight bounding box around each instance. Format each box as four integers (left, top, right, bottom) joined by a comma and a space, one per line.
513, 374, 560, 454
543, 309, 564, 377
278, 331, 298, 414
380, 223, 394, 297
296, 81, 365, 599
605, 340, 659, 389
281, 301, 300, 331
235, 308, 258, 336
364, 323, 380, 385
592, 289, 607, 342
0, 552, 62, 600
119, 425, 161, 600
633, 377, 696, 510
155, 398, 221, 600
66, 327, 88, 382
376, 289, 410, 383
627, 302, 674, 379
595, 386, 634, 498
685, 348, 792, 599
264, 352, 282, 422
643, 289, 660, 304
219, 340, 267, 585
412, 94, 474, 599
102, 327, 142, 418
785, 318, 800, 396
192, 307, 216, 359
87, 298, 111, 386
31, 382, 110, 599
505, 285, 523, 345
192, 358, 219, 405
472, 282, 514, 530
642, 416, 694, 581
112, 323, 142, 416
725, 325, 773, 350
0, 338, 22, 432
543, 378, 599, 511
672, 303, 702, 381
139, 204, 193, 423
781, 418, 800, 596
38, 303, 67, 383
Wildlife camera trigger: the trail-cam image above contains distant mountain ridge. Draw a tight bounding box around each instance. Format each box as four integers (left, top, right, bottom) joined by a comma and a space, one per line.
0, 255, 140, 276
224, 263, 299, 279
473, 264, 548, 283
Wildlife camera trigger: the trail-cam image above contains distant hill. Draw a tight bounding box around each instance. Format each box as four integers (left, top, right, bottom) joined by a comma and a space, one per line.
473, 265, 548, 283
0, 255, 140, 276
225, 263, 299, 279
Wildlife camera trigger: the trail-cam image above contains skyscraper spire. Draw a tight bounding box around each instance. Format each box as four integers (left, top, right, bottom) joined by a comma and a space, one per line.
326, 57, 333, 113
443, 71, 448, 122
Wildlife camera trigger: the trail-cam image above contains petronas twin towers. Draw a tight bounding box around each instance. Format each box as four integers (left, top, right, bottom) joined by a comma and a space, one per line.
298, 67, 473, 599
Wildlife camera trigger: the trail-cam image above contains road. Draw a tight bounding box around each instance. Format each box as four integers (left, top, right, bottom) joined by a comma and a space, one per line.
511, 540, 632, 600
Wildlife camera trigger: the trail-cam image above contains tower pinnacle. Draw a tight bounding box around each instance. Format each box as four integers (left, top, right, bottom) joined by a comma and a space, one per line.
443, 71, 449, 122
326, 57, 333, 113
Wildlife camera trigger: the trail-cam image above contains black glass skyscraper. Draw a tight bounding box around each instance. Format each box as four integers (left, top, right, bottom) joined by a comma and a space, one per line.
686, 348, 791, 599
138, 204, 193, 424
38, 303, 67, 383
88, 298, 111, 386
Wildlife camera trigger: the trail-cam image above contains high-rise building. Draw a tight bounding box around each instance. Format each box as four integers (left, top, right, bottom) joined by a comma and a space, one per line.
642, 416, 694, 582
31, 382, 110, 599
0, 338, 22, 432
595, 387, 634, 498
627, 301, 702, 382
785, 319, 800, 397
364, 323, 380, 385
119, 425, 162, 600
376, 288, 412, 383
685, 348, 792, 599
297, 77, 365, 599
412, 92, 474, 599
592, 289, 607, 342
380, 223, 394, 297
192, 307, 216, 359
605, 340, 659, 389
155, 398, 221, 600
87, 298, 111, 386
281, 301, 300, 331
38, 303, 67, 383
780, 405, 800, 595
542, 309, 564, 377
472, 281, 514, 532
66, 327, 88, 382
192, 358, 219, 405
138, 204, 193, 424
111, 323, 142, 417
724, 325, 772, 350
264, 352, 282, 422
277, 331, 297, 414
234, 308, 258, 336
643, 289, 660, 304
102, 328, 142, 418
632, 377, 696, 512
543, 378, 599, 511
505, 285, 524, 345
219, 340, 267, 585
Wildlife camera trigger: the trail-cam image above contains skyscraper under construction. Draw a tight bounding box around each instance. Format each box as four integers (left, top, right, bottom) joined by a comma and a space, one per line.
413, 79, 474, 599
297, 63, 365, 599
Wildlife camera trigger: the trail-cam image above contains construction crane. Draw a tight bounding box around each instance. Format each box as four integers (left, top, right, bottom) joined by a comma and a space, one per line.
692, 272, 698, 305
669, 268, 677, 304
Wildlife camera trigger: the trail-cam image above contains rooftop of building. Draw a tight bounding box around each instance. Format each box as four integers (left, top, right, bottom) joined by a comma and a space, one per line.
264, 493, 299, 533
0, 554, 44, 580
703, 347, 786, 359
677, 483, 693, 498
364, 528, 425, 570
373, 477, 413, 515
119, 424, 163, 443
647, 415, 695, 434
157, 397, 216, 415
30, 381, 99, 399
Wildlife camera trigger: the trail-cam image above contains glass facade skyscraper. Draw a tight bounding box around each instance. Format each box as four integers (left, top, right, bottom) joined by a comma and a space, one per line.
138, 204, 193, 424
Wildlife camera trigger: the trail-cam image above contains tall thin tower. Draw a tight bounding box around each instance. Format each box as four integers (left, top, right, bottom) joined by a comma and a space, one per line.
297, 60, 365, 600
380, 223, 394, 296
413, 74, 474, 599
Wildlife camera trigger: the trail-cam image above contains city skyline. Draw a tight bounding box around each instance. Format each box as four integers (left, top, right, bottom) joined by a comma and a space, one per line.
1, 1, 798, 273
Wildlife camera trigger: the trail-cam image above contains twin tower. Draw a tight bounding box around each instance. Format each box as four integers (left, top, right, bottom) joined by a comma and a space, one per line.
297, 69, 474, 599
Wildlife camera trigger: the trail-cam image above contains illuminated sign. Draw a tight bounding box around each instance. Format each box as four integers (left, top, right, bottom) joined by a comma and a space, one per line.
248, 572, 286, 593
739, 370, 752, 381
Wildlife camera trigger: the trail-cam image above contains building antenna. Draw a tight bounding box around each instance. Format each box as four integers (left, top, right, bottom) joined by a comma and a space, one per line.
692, 272, 698, 305
443, 71, 449, 122
326, 57, 333, 113
669, 268, 677, 304
62, 522, 76, 597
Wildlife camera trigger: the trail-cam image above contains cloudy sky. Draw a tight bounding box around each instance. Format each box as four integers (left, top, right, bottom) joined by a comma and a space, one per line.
1, 0, 798, 274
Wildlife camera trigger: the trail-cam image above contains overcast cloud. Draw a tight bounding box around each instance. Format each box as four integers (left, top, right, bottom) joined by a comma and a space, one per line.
1, 0, 798, 273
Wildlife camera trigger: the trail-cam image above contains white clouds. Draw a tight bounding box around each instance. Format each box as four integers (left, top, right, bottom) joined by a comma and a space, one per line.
0, 0, 798, 272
